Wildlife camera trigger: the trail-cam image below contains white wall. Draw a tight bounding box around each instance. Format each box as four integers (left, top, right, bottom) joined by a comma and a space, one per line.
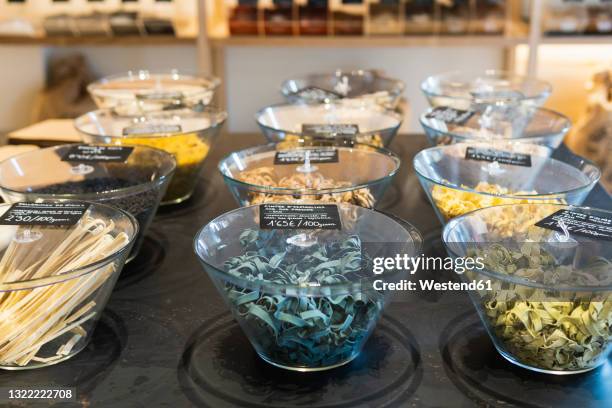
225, 46, 504, 133
0, 46, 45, 133
0, 44, 503, 134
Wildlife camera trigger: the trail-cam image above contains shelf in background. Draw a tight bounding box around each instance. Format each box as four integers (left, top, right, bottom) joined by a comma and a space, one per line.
209, 34, 525, 48
0, 35, 196, 46
540, 35, 612, 45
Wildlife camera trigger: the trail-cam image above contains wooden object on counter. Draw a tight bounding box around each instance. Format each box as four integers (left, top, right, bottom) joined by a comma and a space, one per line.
8, 119, 80, 146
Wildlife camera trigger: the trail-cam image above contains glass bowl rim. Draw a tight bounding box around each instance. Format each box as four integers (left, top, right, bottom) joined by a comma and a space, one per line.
419, 106, 572, 142
0, 200, 138, 292
280, 69, 406, 99
420, 69, 553, 102
255, 102, 403, 138
218, 142, 401, 194
0, 143, 177, 200
74, 106, 228, 139
87, 69, 221, 96
193, 203, 423, 295
412, 142, 601, 199
442, 203, 612, 292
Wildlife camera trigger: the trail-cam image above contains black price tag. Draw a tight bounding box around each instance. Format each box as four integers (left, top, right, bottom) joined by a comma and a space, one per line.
0, 202, 90, 227
465, 146, 531, 167
535, 210, 612, 241
274, 148, 338, 165
260, 204, 341, 230
302, 123, 359, 139
61, 145, 134, 163
123, 124, 182, 136
425, 106, 474, 125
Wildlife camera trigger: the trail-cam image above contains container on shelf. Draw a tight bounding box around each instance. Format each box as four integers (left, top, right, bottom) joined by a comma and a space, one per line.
543, 1, 589, 35
0, 201, 137, 370
87, 69, 220, 116
281, 69, 405, 110
367, 1, 403, 35
219, 141, 400, 207
194, 202, 423, 371
421, 69, 552, 111
413, 141, 601, 225
229, 0, 260, 35
142, 17, 175, 36
43, 14, 76, 37
443, 203, 612, 374
74, 13, 111, 37
331, 0, 365, 36
256, 103, 402, 147
264, 0, 295, 35
439, 0, 470, 35
587, 3, 612, 35
0, 145, 175, 262
299, 0, 329, 35
75, 107, 227, 205
404, 0, 436, 35
419, 106, 571, 149
471, 0, 505, 34
109, 12, 142, 36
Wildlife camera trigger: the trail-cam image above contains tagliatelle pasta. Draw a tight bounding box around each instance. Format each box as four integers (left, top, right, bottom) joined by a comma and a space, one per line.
237, 166, 376, 208
468, 244, 611, 372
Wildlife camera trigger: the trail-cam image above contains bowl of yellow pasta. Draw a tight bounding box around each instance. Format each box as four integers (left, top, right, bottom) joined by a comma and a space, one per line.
443, 203, 612, 374
413, 142, 600, 225
76, 107, 227, 205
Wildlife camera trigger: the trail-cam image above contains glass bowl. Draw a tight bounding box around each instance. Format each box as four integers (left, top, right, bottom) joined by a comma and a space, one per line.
194, 202, 422, 371
413, 142, 601, 225
443, 203, 612, 374
421, 70, 552, 111
219, 141, 400, 208
0, 200, 137, 370
75, 107, 227, 205
256, 103, 402, 148
0, 144, 175, 262
281, 69, 405, 110
87, 69, 220, 115
420, 106, 571, 149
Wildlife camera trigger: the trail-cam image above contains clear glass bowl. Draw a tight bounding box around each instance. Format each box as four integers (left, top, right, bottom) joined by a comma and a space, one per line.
421, 70, 552, 111
443, 203, 612, 374
0, 145, 175, 261
87, 69, 220, 116
281, 69, 405, 110
194, 203, 422, 371
0, 201, 137, 370
75, 107, 227, 205
256, 103, 402, 148
420, 106, 571, 150
219, 141, 400, 208
413, 142, 601, 225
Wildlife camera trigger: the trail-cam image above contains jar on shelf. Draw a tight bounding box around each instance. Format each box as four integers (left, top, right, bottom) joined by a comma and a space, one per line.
331, 0, 365, 36
543, 1, 588, 35
229, 0, 260, 36
368, 0, 402, 35
471, 0, 505, 34
264, 0, 295, 35
587, 3, 612, 35
404, 0, 436, 35
298, 0, 329, 35
440, 0, 470, 35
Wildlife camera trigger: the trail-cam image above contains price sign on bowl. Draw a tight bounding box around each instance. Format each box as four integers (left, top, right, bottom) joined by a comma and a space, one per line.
302, 124, 359, 142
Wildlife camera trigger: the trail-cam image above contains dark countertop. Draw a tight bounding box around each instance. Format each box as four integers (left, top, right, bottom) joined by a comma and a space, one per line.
0, 133, 610, 408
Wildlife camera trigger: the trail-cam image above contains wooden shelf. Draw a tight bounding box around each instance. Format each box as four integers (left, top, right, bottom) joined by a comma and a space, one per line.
209, 34, 525, 48
0, 35, 196, 46
540, 35, 612, 45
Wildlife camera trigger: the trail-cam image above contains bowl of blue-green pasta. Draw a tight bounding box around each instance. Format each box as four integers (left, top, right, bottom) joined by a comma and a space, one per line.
194, 202, 422, 371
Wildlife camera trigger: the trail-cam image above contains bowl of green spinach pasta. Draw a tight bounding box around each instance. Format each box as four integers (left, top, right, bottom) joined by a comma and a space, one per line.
194, 202, 422, 371
443, 203, 612, 375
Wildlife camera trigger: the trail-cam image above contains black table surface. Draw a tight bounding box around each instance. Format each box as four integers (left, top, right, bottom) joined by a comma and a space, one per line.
1, 134, 610, 408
